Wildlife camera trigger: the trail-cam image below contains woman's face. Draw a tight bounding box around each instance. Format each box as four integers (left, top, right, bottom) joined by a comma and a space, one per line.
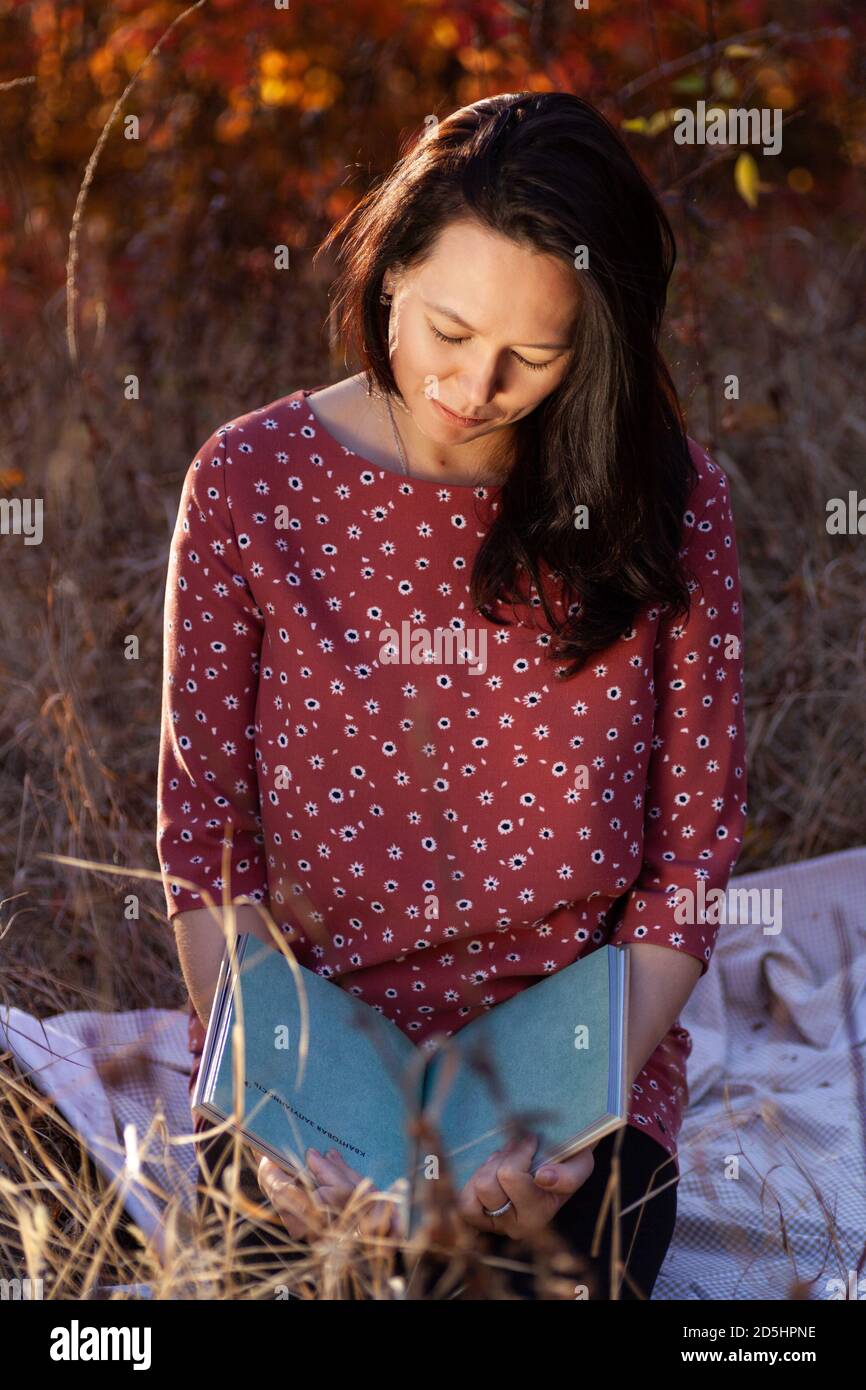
382, 216, 580, 446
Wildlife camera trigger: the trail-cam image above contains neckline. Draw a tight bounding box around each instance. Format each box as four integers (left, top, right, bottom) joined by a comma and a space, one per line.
299, 387, 504, 495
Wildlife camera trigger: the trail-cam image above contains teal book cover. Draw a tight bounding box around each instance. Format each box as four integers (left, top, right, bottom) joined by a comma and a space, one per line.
193, 934, 630, 1237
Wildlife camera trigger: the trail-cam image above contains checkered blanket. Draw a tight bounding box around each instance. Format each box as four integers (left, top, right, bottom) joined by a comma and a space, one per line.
654, 846, 866, 1300
2, 846, 865, 1297
0, 1004, 196, 1265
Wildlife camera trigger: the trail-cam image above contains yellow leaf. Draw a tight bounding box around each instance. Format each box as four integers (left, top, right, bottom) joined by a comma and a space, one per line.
622, 110, 678, 137
645, 107, 677, 136
734, 152, 760, 208
724, 44, 763, 59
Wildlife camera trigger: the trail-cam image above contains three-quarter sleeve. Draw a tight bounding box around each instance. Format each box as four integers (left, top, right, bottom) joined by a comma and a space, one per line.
607, 448, 747, 976
156, 423, 270, 922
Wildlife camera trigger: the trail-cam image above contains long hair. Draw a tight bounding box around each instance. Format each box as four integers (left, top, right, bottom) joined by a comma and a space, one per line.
313, 91, 701, 678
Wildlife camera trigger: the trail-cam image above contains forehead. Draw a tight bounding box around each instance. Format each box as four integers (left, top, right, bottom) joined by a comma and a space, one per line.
413, 217, 580, 337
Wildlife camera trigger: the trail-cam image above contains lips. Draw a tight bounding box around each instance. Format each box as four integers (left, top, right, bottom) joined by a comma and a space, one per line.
436, 400, 490, 426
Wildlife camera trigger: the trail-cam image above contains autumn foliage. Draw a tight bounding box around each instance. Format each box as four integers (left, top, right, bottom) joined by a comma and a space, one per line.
0, 0, 863, 352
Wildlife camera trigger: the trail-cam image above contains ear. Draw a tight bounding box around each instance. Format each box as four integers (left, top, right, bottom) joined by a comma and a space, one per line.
382, 261, 405, 297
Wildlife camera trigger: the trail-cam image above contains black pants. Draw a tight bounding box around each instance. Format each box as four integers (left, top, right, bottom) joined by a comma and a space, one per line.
193, 1124, 308, 1292
193, 1123, 678, 1300
472, 1125, 679, 1300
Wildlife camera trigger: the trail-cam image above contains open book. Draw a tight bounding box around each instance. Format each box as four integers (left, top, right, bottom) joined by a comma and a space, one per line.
192, 933, 631, 1238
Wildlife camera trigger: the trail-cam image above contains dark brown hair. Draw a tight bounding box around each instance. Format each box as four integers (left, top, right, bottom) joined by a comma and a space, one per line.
314, 91, 701, 678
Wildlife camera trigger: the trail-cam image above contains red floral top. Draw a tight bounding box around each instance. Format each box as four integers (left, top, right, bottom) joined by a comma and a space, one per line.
158, 387, 748, 1169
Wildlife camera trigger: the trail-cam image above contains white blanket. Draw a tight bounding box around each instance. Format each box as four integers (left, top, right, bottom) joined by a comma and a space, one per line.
2, 846, 865, 1298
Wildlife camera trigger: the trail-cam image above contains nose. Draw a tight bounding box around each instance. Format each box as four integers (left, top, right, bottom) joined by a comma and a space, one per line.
456, 356, 502, 412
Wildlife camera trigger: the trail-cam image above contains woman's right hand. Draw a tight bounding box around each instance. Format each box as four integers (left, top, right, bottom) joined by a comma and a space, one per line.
253, 1146, 402, 1241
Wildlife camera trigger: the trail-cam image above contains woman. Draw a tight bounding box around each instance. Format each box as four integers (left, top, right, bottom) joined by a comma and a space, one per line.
157, 91, 747, 1299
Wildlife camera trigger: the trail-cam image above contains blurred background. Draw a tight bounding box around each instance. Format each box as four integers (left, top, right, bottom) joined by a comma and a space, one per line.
0, 0, 864, 1293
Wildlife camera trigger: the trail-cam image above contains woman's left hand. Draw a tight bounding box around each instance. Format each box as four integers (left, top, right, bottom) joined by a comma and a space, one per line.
457, 1132, 596, 1239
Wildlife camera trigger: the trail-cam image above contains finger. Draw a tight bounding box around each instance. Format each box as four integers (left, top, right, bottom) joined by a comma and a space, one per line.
257, 1158, 322, 1239
313, 1179, 380, 1225
455, 1142, 511, 1212
319, 1149, 365, 1188
251, 1147, 303, 1184
474, 1133, 538, 1213
269, 1185, 313, 1240
309, 1152, 378, 1220
257, 1155, 306, 1204
306, 1148, 356, 1200
322, 1148, 360, 1175
531, 1146, 595, 1197
461, 1145, 522, 1223
257, 1155, 299, 1197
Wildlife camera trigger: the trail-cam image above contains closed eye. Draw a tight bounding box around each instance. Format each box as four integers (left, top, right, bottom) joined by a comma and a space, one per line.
428, 322, 552, 372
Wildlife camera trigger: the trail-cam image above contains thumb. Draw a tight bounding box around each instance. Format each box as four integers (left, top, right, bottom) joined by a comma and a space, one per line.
533, 1146, 595, 1194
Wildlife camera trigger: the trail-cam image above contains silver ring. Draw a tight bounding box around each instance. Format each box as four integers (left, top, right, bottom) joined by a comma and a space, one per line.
481, 1198, 513, 1218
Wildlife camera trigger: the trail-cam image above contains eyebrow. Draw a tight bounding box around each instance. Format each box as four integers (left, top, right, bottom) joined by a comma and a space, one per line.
422, 299, 571, 351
